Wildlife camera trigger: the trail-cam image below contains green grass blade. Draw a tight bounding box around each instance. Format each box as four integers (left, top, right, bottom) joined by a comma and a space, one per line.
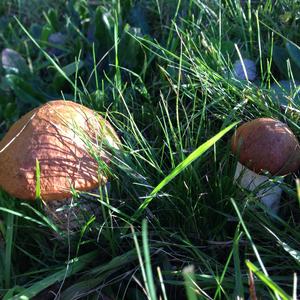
131, 225, 150, 297
246, 260, 292, 300
4, 213, 14, 289
230, 198, 268, 276
0, 207, 49, 227
263, 226, 300, 264
132, 122, 238, 222
35, 159, 41, 200
296, 179, 300, 207
142, 219, 157, 300
157, 266, 168, 300
233, 231, 244, 299
61, 250, 137, 299
14, 17, 77, 92
183, 265, 198, 300
10, 250, 98, 299
20, 203, 59, 232
89, 248, 137, 276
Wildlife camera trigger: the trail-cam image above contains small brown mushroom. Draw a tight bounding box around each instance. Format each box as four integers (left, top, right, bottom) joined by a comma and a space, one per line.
0, 100, 120, 231
231, 118, 300, 213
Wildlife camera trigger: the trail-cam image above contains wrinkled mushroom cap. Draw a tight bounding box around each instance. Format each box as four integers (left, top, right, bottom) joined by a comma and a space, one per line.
231, 118, 300, 175
0, 100, 120, 201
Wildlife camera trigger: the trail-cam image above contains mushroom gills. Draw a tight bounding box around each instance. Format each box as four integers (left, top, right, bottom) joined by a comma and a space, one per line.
234, 162, 283, 214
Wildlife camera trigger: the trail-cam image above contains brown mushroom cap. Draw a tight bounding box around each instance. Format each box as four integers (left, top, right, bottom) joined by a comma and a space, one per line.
231, 118, 300, 175
0, 100, 120, 201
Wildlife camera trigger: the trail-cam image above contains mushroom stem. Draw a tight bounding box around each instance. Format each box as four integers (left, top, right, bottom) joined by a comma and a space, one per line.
44, 184, 111, 233
234, 162, 283, 214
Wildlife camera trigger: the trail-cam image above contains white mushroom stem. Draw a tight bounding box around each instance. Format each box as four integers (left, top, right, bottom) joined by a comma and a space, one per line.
234, 162, 284, 214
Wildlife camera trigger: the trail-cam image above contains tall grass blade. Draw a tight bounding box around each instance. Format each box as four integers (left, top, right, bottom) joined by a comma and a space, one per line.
246, 260, 292, 300
296, 179, 300, 207
4, 214, 14, 289
14, 17, 77, 92
230, 198, 268, 276
183, 265, 198, 300
233, 231, 244, 299
131, 225, 150, 297
132, 122, 238, 222
157, 266, 168, 300
142, 219, 157, 300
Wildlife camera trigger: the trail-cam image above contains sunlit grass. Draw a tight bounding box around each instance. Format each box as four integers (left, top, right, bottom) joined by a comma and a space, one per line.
0, 0, 299, 299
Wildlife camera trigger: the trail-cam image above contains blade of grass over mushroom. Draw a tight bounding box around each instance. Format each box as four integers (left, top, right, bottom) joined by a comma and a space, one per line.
35, 159, 41, 200
131, 122, 238, 222
10, 250, 98, 300
14, 17, 77, 92
296, 179, 300, 207
245, 260, 292, 300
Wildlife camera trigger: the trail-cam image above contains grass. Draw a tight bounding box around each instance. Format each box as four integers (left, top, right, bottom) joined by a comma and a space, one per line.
0, 0, 299, 299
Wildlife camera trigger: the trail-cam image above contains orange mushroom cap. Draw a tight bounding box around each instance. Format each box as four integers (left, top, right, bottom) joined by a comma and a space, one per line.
231, 118, 300, 175
0, 100, 120, 201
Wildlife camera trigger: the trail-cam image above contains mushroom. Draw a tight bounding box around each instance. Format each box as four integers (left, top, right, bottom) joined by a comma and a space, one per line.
0, 100, 120, 232
231, 118, 300, 213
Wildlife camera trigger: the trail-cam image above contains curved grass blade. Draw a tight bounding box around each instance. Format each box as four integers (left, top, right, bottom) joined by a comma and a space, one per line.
246, 260, 292, 300
230, 198, 268, 276
131, 122, 238, 223
14, 17, 77, 92
0, 207, 46, 226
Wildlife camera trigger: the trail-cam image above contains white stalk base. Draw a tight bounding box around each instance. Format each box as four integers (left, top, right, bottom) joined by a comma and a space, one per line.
234, 162, 283, 214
